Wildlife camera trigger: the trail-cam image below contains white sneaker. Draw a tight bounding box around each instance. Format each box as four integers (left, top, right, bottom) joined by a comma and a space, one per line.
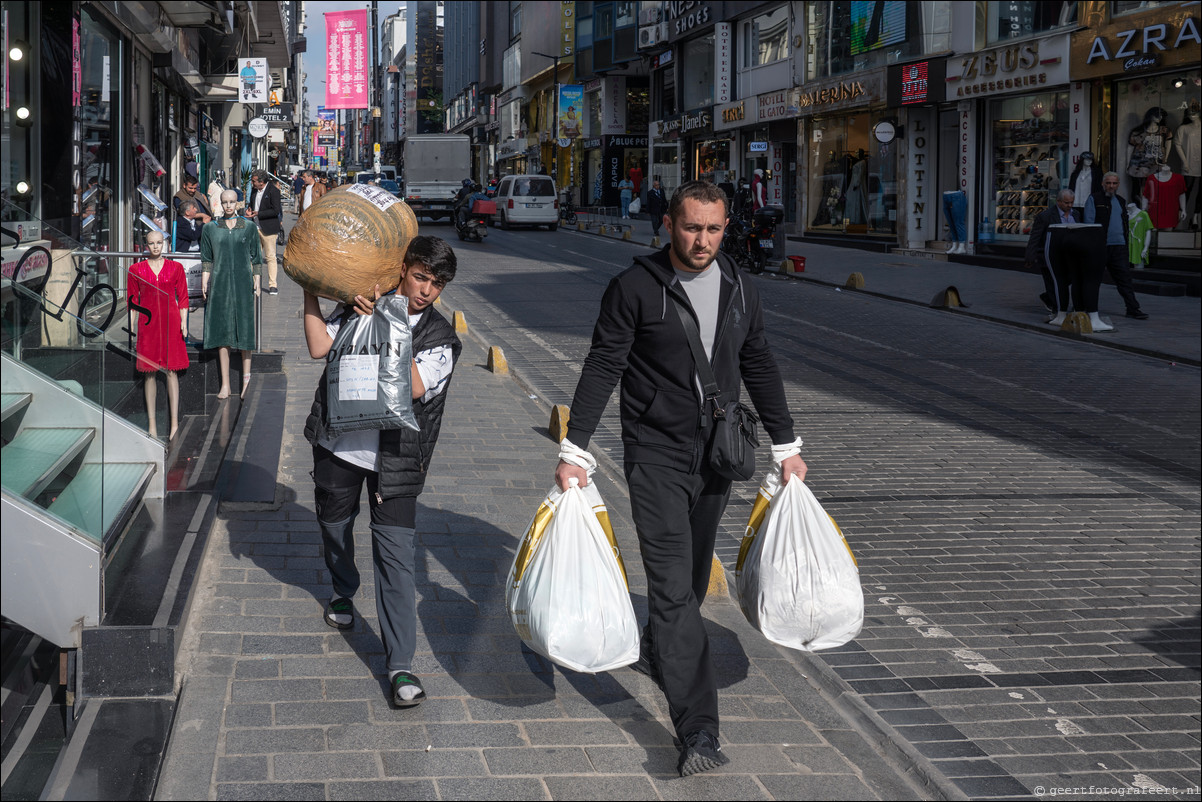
1089, 312, 1114, 332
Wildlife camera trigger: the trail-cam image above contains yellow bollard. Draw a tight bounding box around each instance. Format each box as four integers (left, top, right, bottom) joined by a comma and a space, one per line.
487, 346, 509, 374
577, 222, 585, 231
708, 555, 728, 598
549, 404, 570, 442
652, 236, 661, 248
453, 310, 468, 334
622, 229, 632, 241
1062, 311, 1092, 333
845, 272, 865, 289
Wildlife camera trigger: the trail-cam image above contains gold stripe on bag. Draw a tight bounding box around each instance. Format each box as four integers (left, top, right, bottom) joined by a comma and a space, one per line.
829, 514, 857, 567
511, 501, 555, 586
594, 508, 631, 591
736, 489, 774, 572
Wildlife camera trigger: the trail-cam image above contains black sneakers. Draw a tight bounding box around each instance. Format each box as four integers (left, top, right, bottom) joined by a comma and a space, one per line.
324, 597, 354, 630
391, 671, 426, 708
1126, 309, 1149, 320
678, 730, 729, 776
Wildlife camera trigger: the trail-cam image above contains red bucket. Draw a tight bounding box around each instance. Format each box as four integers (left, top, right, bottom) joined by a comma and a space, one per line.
787, 255, 806, 272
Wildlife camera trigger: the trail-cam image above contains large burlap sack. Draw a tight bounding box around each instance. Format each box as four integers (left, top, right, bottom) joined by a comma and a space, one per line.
283, 184, 419, 303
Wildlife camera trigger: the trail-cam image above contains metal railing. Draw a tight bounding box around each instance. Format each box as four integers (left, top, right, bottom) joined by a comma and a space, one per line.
577, 205, 631, 232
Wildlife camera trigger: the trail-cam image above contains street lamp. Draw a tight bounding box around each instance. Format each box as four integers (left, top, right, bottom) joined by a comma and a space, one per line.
530, 51, 561, 184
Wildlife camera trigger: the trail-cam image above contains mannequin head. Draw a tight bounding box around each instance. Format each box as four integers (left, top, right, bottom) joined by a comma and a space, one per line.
1140, 107, 1169, 130
1126, 202, 1139, 216
1079, 150, 1094, 166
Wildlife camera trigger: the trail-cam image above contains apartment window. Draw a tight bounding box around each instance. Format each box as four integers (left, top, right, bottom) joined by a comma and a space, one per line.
654, 62, 677, 118
578, 15, 593, 49
681, 34, 715, 110
987, 1, 1077, 43
1112, 0, 1175, 14
744, 5, 789, 67
596, 5, 614, 39
511, 2, 522, 40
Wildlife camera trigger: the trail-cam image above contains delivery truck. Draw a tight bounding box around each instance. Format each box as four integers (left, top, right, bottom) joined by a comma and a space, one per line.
401, 134, 471, 222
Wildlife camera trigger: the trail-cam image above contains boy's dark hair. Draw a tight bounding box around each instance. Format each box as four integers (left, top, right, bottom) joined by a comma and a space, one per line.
403, 235, 457, 284
668, 181, 728, 220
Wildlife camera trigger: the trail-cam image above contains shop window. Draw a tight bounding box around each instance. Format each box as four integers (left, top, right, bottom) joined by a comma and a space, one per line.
1114, 70, 1201, 230
986, 1, 1077, 44
806, 113, 898, 235
654, 63, 677, 119
696, 139, 730, 186
628, 86, 650, 135
743, 5, 790, 68
681, 33, 715, 110
987, 91, 1070, 241
805, 1, 923, 80
1111, 0, 1176, 16
577, 15, 593, 50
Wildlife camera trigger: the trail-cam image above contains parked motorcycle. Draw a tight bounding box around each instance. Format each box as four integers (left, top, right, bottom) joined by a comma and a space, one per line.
721, 211, 754, 272
746, 205, 784, 274
455, 197, 494, 242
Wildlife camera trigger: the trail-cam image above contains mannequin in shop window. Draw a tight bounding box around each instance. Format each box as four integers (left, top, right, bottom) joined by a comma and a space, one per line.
1141, 162, 1187, 230
1069, 151, 1103, 214
1126, 202, 1154, 270
844, 150, 870, 225
1172, 103, 1200, 229
1127, 107, 1173, 199
751, 168, 766, 211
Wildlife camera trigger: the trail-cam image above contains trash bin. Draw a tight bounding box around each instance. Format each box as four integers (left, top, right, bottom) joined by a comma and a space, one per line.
787, 255, 806, 272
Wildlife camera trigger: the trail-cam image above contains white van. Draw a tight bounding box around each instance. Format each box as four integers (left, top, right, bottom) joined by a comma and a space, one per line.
495, 174, 559, 230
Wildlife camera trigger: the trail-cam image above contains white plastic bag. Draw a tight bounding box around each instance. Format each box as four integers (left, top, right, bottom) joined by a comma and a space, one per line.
735, 472, 863, 652
628, 197, 641, 214
506, 477, 640, 673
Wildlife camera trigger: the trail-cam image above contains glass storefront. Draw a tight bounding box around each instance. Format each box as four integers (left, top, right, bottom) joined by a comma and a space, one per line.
79, 5, 125, 254
987, 90, 1070, 241
652, 143, 680, 197
695, 139, 731, 185
1115, 69, 1201, 230
806, 112, 897, 235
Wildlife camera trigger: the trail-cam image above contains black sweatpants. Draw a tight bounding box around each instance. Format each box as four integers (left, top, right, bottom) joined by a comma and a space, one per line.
624, 461, 733, 741
1102, 244, 1141, 313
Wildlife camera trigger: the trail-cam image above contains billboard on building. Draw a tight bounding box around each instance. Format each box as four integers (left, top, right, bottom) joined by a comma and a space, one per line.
325, 10, 369, 110
559, 85, 584, 139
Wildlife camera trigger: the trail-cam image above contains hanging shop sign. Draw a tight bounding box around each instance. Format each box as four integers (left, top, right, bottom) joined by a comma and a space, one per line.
665, 2, 715, 43
886, 58, 948, 106
1070, 10, 1201, 79
260, 104, 294, 124
714, 22, 732, 104
945, 34, 1070, 99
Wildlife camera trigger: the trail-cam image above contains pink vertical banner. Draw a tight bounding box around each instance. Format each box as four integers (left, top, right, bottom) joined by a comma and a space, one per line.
324, 9, 368, 110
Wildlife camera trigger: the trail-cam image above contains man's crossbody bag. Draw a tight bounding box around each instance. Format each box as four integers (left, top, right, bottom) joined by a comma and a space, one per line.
671, 297, 760, 481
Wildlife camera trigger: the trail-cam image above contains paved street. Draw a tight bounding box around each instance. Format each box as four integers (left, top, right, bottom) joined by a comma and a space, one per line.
158, 218, 1200, 801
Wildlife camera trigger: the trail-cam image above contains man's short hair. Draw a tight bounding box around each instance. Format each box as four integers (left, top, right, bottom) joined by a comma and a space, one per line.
252, 170, 270, 183
1103, 171, 1121, 181
302, 170, 314, 178
668, 181, 728, 220
403, 236, 457, 285
179, 200, 197, 214
1057, 189, 1075, 202
182, 175, 199, 186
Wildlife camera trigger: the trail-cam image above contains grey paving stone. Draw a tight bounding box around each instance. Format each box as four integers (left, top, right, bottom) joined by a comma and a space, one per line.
380, 748, 489, 778
215, 782, 326, 800
272, 751, 379, 780
223, 727, 325, 755
325, 723, 428, 751
523, 720, 633, 746
544, 775, 659, 800
230, 679, 324, 703
216, 756, 268, 783
435, 777, 551, 801
327, 780, 440, 801
583, 745, 681, 776
224, 704, 273, 728
272, 701, 371, 726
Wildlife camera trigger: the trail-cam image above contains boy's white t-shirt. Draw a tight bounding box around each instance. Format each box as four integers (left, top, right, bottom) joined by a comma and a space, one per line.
319, 305, 453, 471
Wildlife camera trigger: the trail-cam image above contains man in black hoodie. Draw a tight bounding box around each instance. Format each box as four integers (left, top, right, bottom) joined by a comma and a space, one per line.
555, 181, 806, 776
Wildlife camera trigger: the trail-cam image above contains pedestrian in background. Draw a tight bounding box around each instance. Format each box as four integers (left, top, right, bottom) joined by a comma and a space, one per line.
175, 200, 204, 253
302, 236, 461, 709
247, 170, 283, 295
1084, 172, 1148, 321
1025, 189, 1080, 318
647, 177, 667, 239
297, 170, 326, 216
201, 190, 262, 399
554, 181, 805, 777
619, 173, 634, 219
173, 174, 212, 224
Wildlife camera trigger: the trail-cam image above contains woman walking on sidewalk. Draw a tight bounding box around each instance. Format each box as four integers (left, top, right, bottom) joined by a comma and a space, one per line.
301, 236, 461, 709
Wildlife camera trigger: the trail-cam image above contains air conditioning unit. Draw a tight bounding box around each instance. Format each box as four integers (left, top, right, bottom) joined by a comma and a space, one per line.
638, 23, 667, 49
638, 5, 662, 25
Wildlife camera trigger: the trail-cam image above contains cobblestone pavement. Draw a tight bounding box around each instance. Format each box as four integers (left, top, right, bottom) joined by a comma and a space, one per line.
409, 224, 1200, 801
156, 220, 932, 801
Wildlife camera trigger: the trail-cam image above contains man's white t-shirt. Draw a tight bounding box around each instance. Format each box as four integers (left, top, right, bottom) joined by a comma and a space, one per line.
318, 306, 453, 471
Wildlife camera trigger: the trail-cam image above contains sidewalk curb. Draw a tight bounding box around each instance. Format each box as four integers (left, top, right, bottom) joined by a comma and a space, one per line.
565, 225, 1201, 368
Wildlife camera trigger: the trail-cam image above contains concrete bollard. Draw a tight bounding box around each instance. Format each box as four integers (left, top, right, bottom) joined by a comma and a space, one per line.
652, 236, 661, 248
453, 310, 468, 334
845, 272, 865, 289
487, 346, 509, 374
622, 229, 632, 241
929, 285, 966, 308
549, 404, 570, 442
433, 295, 442, 306
598, 225, 608, 235
1061, 311, 1092, 333
709, 555, 728, 597
577, 222, 585, 231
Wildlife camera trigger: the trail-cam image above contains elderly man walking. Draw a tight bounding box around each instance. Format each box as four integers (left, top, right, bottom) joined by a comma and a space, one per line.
1084, 171, 1148, 322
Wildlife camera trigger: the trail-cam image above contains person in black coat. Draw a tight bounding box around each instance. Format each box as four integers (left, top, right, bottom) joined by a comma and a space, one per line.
246, 170, 283, 294
174, 200, 205, 252
554, 182, 806, 777
646, 177, 667, 239
1025, 189, 1080, 317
